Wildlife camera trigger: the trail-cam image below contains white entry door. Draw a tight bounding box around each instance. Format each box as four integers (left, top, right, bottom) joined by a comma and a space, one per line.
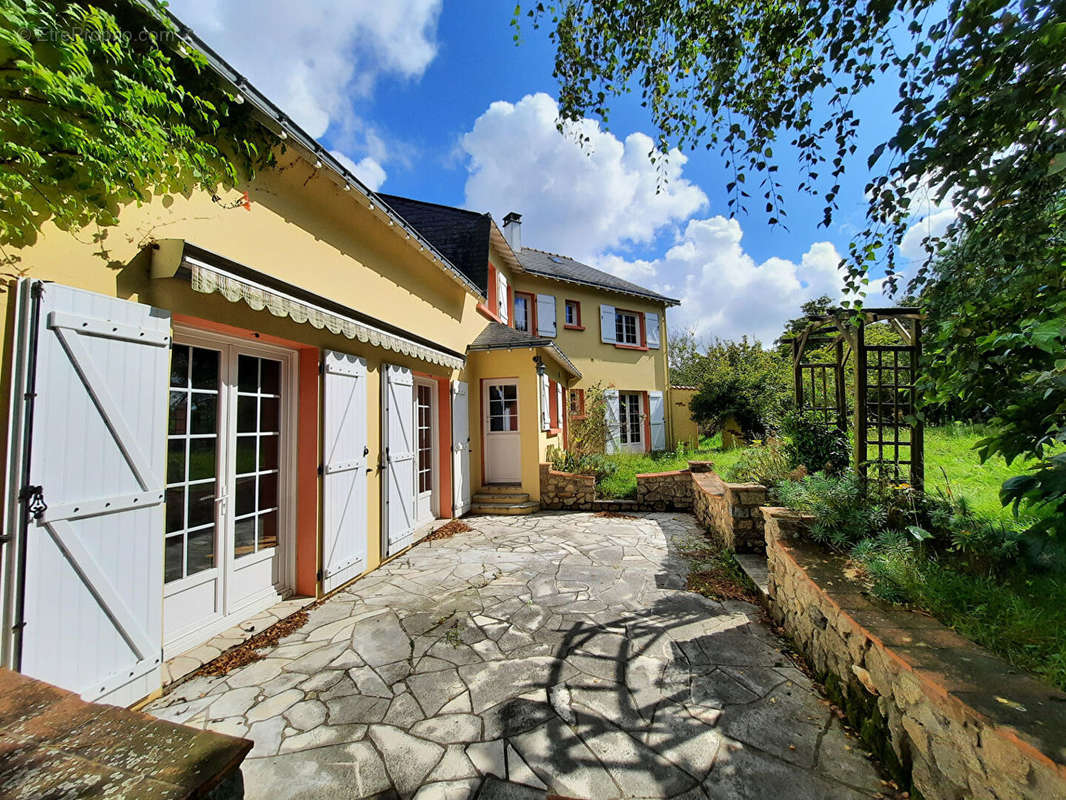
483, 380, 521, 483
162, 330, 295, 656
12, 281, 170, 706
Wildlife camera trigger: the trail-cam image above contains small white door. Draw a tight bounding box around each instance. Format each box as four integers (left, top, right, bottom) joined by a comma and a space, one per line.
649, 390, 666, 450
451, 381, 471, 516
382, 364, 416, 556
618, 392, 645, 453
321, 350, 368, 594
414, 379, 436, 527
484, 380, 521, 483
15, 281, 170, 706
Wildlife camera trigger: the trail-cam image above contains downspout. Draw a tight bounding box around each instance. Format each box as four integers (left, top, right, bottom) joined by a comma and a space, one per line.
11, 280, 44, 670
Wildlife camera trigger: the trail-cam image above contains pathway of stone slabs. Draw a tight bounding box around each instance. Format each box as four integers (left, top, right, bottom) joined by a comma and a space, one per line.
148, 512, 884, 800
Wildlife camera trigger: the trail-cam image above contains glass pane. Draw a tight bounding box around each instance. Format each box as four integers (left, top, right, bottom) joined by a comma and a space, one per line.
258, 473, 278, 510
490, 386, 503, 402
236, 435, 256, 475
514, 297, 527, 331
237, 356, 257, 394
186, 526, 215, 575
164, 535, 184, 582
187, 482, 215, 529
170, 345, 189, 388
188, 438, 216, 481
167, 440, 185, 484
234, 518, 256, 557
490, 416, 504, 432
191, 348, 219, 390
235, 476, 256, 516
257, 512, 278, 551
189, 393, 217, 435
168, 392, 187, 435
259, 434, 278, 471
238, 355, 259, 393
259, 397, 279, 433
165, 487, 184, 533
504, 400, 518, 431
504, 385, 517, 401
260, 360, 280, 395
237, 396, 257, 433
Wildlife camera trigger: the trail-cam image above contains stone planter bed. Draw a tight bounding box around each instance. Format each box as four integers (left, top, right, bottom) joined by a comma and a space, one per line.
762, 506, 1066, 800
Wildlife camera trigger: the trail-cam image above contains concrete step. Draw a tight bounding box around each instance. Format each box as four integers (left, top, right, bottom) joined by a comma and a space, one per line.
472, 491, 531, 505
470, 501, 539, 516
478, 484, 524, 494
735, 553, 769, 597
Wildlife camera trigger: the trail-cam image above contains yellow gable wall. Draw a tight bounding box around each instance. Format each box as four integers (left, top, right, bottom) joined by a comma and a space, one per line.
670, 387, 700, 448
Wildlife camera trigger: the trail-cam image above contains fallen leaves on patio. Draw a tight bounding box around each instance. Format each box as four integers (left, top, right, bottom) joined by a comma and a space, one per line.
686, 566, 761, 604
198, 607, 312, 677
424, 519, 473, 541
594, 510, 639, 519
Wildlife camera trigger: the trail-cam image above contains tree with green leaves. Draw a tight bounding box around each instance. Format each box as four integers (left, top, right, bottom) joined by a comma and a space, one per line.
519, 0, 1065, 294
921, 199, 1066, 534
688, 338, 790, 440
0, 0, 273, 257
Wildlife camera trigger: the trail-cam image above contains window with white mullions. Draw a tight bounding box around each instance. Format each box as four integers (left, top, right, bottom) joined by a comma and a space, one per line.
618, 392, 644, 448
165, 344, 220, 582
615, 311, 640, 345
417, 383, 433, 493
233, 354, 281, 558
488, 384, 518, 432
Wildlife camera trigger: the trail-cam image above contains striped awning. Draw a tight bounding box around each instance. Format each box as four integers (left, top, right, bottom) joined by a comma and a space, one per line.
184, 256, 465, 371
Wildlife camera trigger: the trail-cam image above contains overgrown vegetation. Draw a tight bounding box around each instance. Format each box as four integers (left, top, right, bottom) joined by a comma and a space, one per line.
0, 0, 274, 255
775, 470, 1066, 689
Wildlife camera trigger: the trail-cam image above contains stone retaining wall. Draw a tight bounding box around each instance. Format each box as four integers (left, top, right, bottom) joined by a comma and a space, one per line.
691, 472, 767, 553
539, 462, 767, 552
762, 506, 1066, 800
539, 463, 596, 510
635, 470, 693, 511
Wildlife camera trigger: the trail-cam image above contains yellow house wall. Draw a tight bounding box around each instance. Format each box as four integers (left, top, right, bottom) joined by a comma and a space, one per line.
0, 158, 489, 587
508, 272, 676, 445
670, 387, 700, 449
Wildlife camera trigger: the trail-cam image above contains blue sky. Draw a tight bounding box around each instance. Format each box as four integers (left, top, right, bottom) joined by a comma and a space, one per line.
171, 0, 951, 343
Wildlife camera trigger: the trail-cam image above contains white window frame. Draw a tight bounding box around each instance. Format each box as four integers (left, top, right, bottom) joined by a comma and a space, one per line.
615, 311, 640, 346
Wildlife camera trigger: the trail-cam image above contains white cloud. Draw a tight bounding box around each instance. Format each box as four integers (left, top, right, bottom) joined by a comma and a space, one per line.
461, 93, 707, 261
330, 150, 387, 191
170, 0, 442, 139
603, 216, 847, 345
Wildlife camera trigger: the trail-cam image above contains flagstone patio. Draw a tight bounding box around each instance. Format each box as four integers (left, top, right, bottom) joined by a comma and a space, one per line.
147, 512, 884, 799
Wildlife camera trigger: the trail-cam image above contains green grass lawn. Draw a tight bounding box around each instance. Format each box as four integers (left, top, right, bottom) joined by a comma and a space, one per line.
597, 433, 747, 499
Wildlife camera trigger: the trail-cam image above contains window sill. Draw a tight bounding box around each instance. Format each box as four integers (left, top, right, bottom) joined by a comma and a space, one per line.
614, 343, 648, 351
564, 324, 585, 331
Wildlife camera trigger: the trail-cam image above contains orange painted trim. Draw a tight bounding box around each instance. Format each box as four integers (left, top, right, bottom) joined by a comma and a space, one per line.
507, 285, 515, 329
614, 343, 649, 351
643, 391, 652, 453
172, 313, 320, 597
476, 302, 502, 323
563, 325, 586, 331
297, 349, 320, 596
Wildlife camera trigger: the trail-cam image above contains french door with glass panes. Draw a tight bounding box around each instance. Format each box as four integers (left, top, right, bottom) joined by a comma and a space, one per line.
163, 330, 295, 655
618, 392, 645, 453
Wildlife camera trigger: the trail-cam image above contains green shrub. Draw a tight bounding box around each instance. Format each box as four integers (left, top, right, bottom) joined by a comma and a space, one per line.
726, 440, 794, 487
774, 473, 878, 548
782, 411, 850, 475
546, 446, 618, 482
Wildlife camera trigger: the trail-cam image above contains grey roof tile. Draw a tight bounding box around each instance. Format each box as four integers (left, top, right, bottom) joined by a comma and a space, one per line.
516, 247, 680, 306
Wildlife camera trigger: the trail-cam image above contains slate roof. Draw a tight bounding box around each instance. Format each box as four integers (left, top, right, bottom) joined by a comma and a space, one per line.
377, 195, 492, 293
516, 247, 680, 307
468, 322, 582, 378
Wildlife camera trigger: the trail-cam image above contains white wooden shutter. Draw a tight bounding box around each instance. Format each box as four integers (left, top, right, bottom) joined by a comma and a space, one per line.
451, 381, 471, 516
381, 364, 416, 556
556, 382, 564, 431
321, 350, 368, 593
536, 294, 557, 337
604, 388, 621, 453
16, 281, 170, 705
649, 391, 666, 450
497, 272, 509, 323
600, 305, 616, 343
646, 313, 661, 349
539, 373, 551, 431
